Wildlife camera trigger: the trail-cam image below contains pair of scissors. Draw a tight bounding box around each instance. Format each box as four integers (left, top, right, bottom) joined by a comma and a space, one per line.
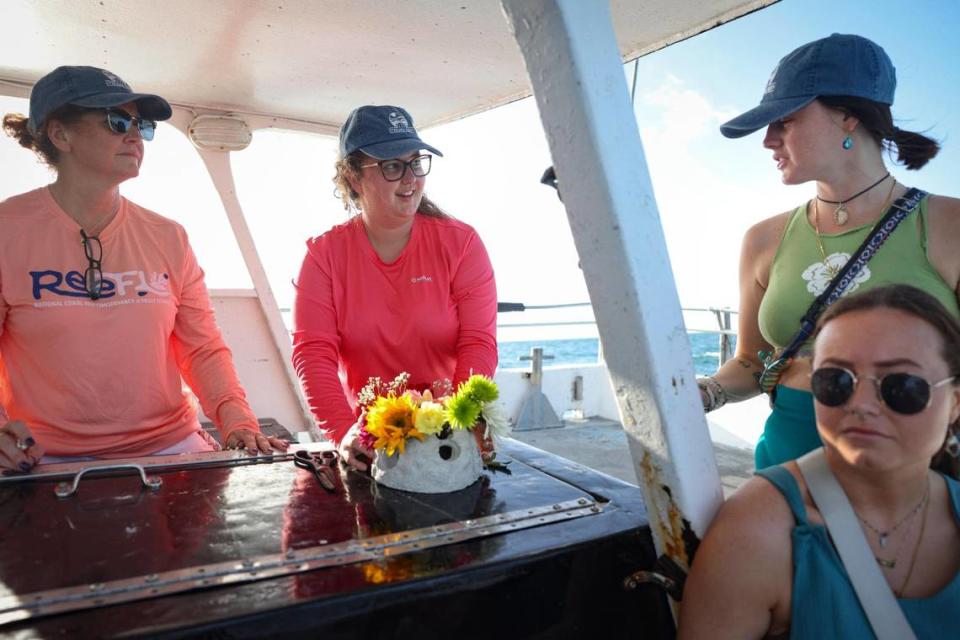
293, 449, 338, 493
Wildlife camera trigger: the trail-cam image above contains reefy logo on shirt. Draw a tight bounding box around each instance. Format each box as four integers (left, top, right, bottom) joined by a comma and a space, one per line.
30, 269, 171, 300
410, 275, 432, 284
388, 111, 413, 134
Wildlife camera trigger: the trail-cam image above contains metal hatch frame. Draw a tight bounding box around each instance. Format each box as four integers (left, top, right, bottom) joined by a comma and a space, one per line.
0, 440, 660, 635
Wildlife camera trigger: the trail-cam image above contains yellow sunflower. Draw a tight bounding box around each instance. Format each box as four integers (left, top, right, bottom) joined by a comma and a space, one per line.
364, 393, 424, 456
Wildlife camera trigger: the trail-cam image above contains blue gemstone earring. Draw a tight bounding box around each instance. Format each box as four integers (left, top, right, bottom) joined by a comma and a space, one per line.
842, 135, 854, 150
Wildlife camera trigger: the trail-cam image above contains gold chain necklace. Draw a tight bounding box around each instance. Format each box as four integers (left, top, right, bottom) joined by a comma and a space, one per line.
812, 180, 898, 279
812, 198, 839, 279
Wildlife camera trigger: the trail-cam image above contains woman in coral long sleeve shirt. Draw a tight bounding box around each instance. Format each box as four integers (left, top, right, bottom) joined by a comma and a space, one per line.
0, 66, 287, 472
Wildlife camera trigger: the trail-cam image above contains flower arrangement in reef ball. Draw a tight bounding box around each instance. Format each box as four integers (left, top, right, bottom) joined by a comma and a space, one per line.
357, 373, 511, 462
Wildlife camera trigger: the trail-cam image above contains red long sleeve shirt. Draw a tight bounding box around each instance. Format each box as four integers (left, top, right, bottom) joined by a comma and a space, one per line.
291, 214, 498, 443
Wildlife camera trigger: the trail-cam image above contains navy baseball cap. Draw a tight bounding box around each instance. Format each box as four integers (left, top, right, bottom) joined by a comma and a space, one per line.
28, 66, 172, 134
339, 105, 442, 159
720, 34, 896, 139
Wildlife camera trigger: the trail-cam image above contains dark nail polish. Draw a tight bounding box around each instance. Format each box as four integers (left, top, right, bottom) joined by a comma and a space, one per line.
25, 438, 35, 447
19, 461, 32, 472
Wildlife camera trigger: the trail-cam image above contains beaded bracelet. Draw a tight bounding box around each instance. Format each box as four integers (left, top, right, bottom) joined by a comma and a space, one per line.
697, 376, 727, 413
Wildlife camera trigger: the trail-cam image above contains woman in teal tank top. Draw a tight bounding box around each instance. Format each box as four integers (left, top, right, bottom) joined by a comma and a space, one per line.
679, 286, 960, 639
694, 34, 960, 469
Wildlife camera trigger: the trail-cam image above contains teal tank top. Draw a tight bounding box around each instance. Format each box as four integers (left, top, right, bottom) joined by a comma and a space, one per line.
756, 465, 960, 638
758, 196, 960, 349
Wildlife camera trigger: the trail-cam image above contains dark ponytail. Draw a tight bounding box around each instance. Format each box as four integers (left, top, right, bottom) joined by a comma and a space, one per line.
818, 96, 940, 170
888, 126, 940, 170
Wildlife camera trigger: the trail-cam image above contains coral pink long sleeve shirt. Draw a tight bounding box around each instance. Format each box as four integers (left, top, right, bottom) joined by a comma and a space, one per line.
291, 214, 498, 443
0, 187, 258, 457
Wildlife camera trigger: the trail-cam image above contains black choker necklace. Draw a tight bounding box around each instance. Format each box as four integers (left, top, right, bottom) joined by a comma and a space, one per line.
816, 173, 890, 225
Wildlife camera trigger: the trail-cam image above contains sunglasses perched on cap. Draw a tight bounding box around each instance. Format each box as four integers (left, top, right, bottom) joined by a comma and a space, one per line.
103, 107, 157, 141
360, 154, 431, 182
811, 367, 956, 415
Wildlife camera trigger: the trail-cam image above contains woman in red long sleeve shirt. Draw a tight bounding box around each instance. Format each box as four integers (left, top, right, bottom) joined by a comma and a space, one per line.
291, 105, 498, 470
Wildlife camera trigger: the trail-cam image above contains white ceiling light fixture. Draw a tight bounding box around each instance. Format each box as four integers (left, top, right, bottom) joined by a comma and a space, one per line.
187, 115, 253, 152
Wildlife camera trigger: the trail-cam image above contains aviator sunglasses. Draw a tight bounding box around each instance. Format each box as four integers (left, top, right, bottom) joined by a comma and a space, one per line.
104, 108, 157, 141
360, 154, 432, 182
811, 366, 956, 415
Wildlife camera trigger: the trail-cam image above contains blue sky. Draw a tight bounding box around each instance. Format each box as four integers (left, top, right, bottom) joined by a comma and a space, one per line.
1, 0, 958, 342
640, 0, 960, 190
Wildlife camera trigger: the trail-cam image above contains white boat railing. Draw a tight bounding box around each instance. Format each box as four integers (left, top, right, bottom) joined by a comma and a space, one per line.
279, 302, 737, 368
496, 302, 737, 368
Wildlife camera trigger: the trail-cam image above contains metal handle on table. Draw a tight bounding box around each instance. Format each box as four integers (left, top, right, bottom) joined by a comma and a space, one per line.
54, 463, 163, 498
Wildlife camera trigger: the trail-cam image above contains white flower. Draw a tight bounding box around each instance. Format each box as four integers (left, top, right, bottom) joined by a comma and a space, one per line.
481, 401, 512, 440
801, 253, 870, 296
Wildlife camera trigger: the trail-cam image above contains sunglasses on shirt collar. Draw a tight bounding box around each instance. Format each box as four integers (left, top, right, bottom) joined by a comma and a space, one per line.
103, 108, 157, 141
80, 230, 103, 300
810, 366, 956, 415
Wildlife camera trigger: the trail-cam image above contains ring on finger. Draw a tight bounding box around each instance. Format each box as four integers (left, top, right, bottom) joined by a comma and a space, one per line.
15, 439, 30, 451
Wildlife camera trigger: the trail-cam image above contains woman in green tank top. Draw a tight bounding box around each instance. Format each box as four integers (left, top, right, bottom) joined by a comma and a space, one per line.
695, 34, 960, 469
679, 286, 960, 639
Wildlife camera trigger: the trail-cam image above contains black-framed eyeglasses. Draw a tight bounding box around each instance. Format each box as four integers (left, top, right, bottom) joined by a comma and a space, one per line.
360, 154, 432, 182
104, 108, 157, 141
80, 230, 103, 300
811, 366, 956, 415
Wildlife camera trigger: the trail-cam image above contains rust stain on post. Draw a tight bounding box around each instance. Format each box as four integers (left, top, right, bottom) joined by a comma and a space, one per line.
638, 451, 700, 567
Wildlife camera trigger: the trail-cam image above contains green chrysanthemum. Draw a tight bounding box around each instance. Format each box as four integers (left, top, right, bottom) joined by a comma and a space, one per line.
460, 375, 499, 404
445, 393, 482, 430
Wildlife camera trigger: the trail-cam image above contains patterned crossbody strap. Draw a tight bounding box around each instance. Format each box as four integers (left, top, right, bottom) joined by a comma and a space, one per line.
758, 187, 927, 396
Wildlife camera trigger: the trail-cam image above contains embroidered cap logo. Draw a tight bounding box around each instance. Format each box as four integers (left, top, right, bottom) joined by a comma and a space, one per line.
764, 62, 780, 96
387, 111, 413, 134
101, 70, 130, 90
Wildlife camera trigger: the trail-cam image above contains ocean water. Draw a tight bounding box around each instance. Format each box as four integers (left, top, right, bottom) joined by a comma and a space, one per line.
499, 333, 735, 377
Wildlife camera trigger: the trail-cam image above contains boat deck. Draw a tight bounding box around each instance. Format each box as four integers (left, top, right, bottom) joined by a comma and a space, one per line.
512, 416, 755, 497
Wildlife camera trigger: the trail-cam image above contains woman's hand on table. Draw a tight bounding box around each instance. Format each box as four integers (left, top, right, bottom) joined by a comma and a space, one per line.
225, 428, 290, 455
337, 420, 374, 472
0, 420, 44, 473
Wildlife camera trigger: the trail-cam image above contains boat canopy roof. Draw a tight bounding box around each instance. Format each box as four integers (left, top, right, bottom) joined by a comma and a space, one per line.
0, 0, 772, 133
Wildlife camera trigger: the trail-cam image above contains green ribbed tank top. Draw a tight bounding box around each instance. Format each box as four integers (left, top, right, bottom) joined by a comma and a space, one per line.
758, 196, 959, 349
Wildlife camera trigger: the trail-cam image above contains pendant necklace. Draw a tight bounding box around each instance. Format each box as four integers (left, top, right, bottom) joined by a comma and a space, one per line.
854, 477, 928, 570
816, 172, 890, 226
812, 180, 897, 278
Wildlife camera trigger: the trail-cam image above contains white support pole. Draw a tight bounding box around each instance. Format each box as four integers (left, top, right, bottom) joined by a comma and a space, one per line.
501, 0, 723, 570
167, 109, 317, 438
